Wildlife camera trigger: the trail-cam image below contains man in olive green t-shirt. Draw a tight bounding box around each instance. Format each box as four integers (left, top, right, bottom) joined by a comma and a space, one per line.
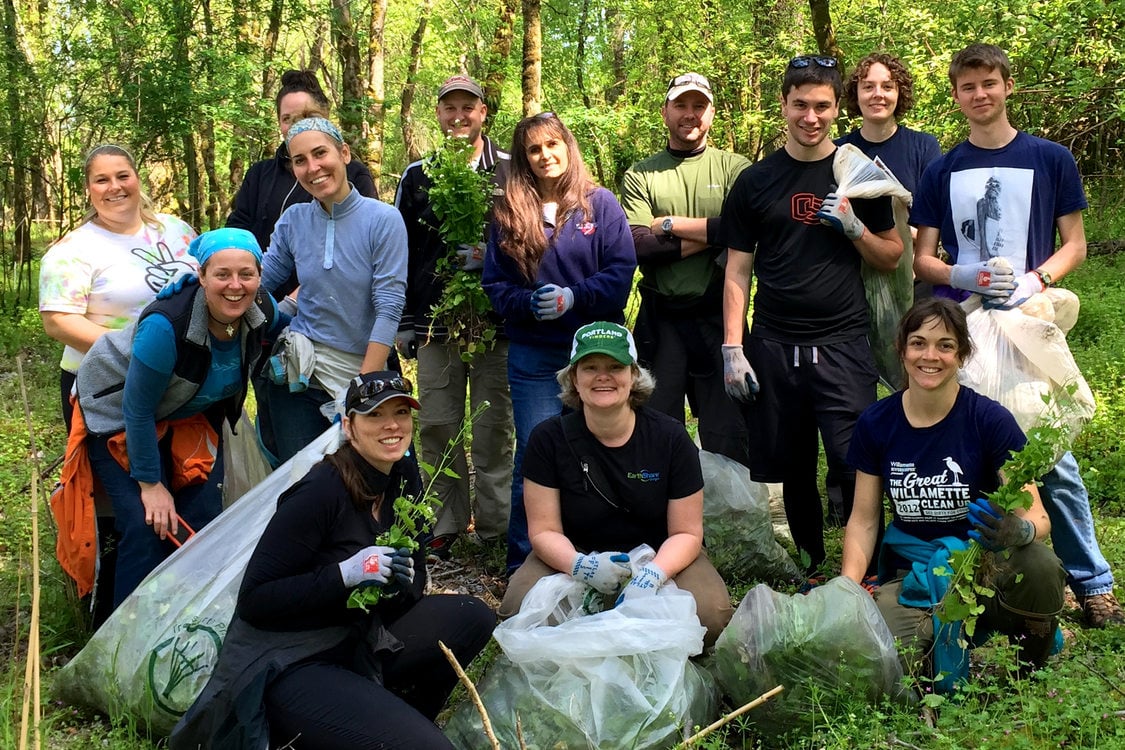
620, 72, 752, 466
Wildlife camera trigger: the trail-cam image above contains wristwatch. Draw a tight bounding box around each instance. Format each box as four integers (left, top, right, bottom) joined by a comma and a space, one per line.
661, 217, 674, 236
1032, 268, 1053, 288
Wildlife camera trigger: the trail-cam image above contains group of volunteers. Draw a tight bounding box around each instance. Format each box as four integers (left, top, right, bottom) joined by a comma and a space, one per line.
38, 38, 1121, 749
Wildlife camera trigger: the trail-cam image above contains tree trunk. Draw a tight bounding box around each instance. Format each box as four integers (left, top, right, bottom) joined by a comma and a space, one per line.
521, 0, 542, 116
182, 132, 203, 230
400, 0, 432, 165
365, 0, 387, 182
575, 0, 591, 109
3, 0, 32, 303
604, 4, 625, 105
331, 0, 365, 161
807, 0, 844, 65
260, 0, 285, 101
482, 0, 517, 127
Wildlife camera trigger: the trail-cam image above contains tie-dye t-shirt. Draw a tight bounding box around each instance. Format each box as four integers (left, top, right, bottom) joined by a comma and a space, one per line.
39, 214, 197, 372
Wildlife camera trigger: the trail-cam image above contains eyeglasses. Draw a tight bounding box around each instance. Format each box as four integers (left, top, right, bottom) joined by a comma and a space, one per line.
352, 376, 412, 401
667, 73, 713, 91
789, 55, 838, 69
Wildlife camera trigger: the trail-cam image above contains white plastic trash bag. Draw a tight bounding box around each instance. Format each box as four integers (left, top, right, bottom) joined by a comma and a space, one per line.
54, 425, 343, 735
220, 409, 272, 508
711, 577, 906, 738
832, 144, 915, 390
444, 549, 719, 749
700, 451, 800, 584
959, 296, 1095, 451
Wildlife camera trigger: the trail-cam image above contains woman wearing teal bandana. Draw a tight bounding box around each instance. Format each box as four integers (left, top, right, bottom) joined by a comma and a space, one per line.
74, 227, 289, 609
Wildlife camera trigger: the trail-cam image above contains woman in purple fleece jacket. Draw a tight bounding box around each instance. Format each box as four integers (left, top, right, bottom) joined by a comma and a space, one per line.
483, 112, 636, 573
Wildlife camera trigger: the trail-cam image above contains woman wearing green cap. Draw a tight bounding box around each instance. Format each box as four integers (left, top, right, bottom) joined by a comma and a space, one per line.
499, 321, 732, 647
67, 228, 289, 609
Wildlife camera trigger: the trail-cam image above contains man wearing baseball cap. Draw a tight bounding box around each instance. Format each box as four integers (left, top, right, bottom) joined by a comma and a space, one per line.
620, 72, 752, 468
394, 75, 514, 559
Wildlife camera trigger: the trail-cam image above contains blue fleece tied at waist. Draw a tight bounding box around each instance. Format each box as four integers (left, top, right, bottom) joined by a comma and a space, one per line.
189, 227, 263, 266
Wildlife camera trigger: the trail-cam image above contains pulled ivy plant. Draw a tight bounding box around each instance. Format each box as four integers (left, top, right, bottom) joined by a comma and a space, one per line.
347, 400, 491, 611
423, 135, 497, 362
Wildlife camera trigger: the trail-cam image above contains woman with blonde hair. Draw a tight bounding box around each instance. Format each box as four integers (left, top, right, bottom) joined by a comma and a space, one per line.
483, 112, 636, 573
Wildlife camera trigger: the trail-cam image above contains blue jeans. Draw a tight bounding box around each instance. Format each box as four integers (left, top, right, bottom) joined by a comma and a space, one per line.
506, 340, 570, 572
1040, 451, 1115, 597
266, 383, 335, 464
88, 434, 225, 609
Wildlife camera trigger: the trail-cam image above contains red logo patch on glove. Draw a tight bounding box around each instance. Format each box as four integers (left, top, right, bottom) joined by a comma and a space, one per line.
976, 270, 993, 288
362, 554, 382, 574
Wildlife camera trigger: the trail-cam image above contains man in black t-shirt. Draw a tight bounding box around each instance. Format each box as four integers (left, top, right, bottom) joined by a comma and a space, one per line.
719, 56, 903, 570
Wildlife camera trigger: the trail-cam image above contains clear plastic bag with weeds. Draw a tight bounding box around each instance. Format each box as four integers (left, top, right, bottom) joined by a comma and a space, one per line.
444, 548, 719, 749
699, 451, 800, 585
711, 577, 907, 738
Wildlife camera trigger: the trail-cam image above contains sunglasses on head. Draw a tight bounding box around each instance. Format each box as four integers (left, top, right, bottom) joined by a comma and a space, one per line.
667, 73, 712, 90
789, 55, 838, 69
353, 376, 412, 401
534, 111, 557, 120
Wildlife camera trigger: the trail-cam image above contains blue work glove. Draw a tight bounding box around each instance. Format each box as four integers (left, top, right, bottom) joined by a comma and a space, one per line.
395, 329, 418, 360
967, 498, 1035, 551
721, 345, 759, 403
156, 270, 198, 300
571, 551, 631, 595
815, 192, 866, 241
337, 545, 395, 588
532, 284, 575, 320
615, 562, 668, 605
389, 547, 415, 587
989, 271, 1045, 309
949, 259, 1015, 298
455, 242, 486, 271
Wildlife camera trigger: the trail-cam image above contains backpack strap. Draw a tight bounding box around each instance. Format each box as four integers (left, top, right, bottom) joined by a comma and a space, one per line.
559, 412, 631, 513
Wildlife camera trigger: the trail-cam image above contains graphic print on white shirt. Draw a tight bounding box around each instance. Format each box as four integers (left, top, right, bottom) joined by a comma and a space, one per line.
886, 456, 972, 523
950, 166, 1033, 271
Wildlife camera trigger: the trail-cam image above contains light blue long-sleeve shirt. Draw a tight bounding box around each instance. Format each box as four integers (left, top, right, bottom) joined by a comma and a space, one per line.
263, 186, 408, 355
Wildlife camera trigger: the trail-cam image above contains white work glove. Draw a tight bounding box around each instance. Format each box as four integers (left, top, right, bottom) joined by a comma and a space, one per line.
571, 551, 632, 595
395, 329, 418, 359
815, 192, 866, 241
949, 258, 1016, 298
338, 546, 395, 588
532, 284, 575, 320
615, 562, 668, 605
455, 242, 486, 271
721, 345, 759, 403
990, 271, 1045, 309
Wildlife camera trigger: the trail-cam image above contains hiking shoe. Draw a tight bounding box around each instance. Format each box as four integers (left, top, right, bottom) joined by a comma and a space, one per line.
1080, 592, 1125, 628
426, 534, 457, 561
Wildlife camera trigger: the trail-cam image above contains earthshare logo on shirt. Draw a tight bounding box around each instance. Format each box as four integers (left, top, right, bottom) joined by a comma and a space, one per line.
146, 617, 227, 719
886, 458, 971, 523
628, 469, 661, 483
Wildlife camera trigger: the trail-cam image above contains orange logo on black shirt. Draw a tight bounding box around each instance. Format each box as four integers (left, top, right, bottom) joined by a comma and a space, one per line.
791, 193, 824, 225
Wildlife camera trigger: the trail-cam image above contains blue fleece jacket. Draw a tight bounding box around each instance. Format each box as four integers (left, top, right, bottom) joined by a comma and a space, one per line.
263, 187, 408, 354
483, 187, 636, 347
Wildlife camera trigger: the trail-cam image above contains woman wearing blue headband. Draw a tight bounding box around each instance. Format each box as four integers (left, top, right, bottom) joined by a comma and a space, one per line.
257, 112, 409, 463
58, 228, 289, 610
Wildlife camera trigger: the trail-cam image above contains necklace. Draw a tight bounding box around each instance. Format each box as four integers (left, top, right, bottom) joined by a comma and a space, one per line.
209, 312, 237, 338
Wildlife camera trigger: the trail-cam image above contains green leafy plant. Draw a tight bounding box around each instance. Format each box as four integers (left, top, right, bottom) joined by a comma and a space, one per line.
936, 387, 1086, 636
423, 135, 498, 363
347, 400, 490, 611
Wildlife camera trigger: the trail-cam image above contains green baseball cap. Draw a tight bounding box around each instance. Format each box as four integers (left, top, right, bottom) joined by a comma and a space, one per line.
569, 322, 638, 366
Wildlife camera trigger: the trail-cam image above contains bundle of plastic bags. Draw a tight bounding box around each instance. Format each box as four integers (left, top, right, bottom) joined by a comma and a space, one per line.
832, 144, 915, 390
53, 426, 342, 735
444, 548, 719, 749
959, 293, 1095, 453
711, 577, 905, 738
700, 451, 800, 585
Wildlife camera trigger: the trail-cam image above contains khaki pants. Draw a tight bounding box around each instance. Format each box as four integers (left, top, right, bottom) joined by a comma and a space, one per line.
500, 548, 734, 648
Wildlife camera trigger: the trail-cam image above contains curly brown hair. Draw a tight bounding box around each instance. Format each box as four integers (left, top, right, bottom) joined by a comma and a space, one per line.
844, 53, 915, 120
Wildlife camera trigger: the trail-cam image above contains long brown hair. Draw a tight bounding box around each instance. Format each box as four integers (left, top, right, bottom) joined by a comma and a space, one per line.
494, 113, 595, 282
325, 443, 385, 513
80, 144, 161, 230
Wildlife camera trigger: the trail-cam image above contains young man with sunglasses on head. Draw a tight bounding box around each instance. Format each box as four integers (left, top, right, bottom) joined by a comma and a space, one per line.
620, 72, 752, 468
911, 43, 1123, 628
719, 55, 903, 572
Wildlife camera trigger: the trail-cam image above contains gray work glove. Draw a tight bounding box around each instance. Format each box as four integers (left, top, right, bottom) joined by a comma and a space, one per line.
388, 547, 416, 587
395, 329, 418, 359
615, 562, 668, 605
967, 498, 1036, 551
455, 242, 486, 271
949, 259, 1016, 297
338, 546, 395, 588
571, 551, 631, 595
722, 344, 759, 403
532, 284, 575, 321
989, 271, 1045, 309
815, 192, 866, 241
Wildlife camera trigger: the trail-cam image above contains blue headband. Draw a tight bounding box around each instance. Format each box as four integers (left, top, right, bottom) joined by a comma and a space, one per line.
188, 228, 263, 267
286, 117, 345, 147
